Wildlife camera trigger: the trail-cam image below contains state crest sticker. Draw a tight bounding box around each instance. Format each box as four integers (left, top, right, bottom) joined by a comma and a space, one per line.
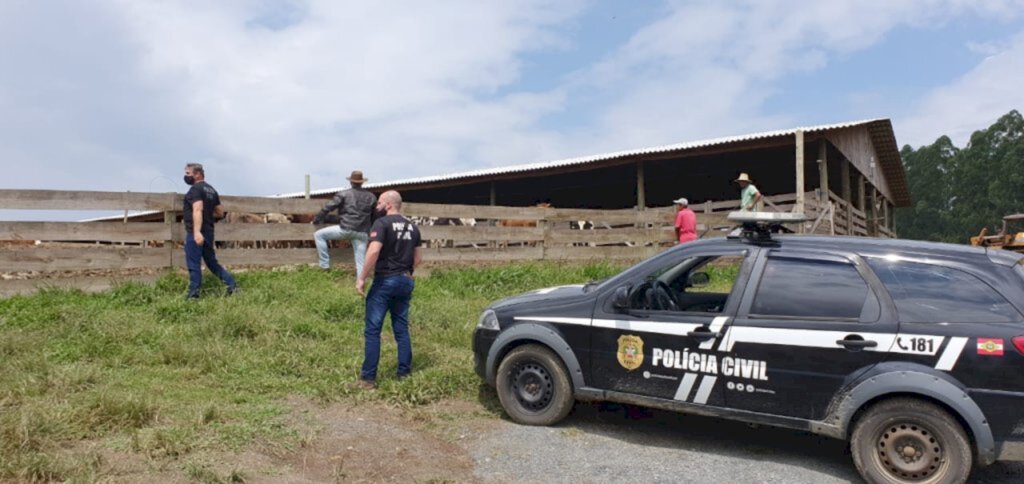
617, 335, 644, 371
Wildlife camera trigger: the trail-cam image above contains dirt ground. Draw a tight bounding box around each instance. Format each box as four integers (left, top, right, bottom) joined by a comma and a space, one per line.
64, 395, 1024, 483
65, 397, 489, 483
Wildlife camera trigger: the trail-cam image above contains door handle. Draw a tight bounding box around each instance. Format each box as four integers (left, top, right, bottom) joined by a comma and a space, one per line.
836, 338, 877, 349
688, 330, 721, 340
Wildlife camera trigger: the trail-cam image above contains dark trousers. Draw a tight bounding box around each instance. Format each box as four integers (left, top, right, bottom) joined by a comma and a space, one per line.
184, 232, 236, 298
360, 275, 415, 381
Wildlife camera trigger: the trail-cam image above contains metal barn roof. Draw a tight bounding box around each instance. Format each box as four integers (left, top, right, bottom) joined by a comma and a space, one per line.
277, 118, 909, 205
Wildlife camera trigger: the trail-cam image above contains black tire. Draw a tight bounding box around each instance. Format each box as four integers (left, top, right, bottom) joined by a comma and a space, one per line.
495, 344, 574, 426
851, 398, 972, 484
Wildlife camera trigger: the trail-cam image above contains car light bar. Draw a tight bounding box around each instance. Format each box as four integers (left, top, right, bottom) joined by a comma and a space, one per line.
726, 211, 809, 244
726, 211, 811, 223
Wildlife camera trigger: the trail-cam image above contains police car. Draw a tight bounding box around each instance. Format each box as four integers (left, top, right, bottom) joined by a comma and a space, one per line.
473, 213, 1024, 484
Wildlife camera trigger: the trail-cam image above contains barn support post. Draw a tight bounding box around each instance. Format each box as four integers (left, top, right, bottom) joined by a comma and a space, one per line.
817, 140, 829, 208
841, 159, 852, 235
488, 182, 498, 246
636, 161, 646, 210
870, 188, 879, 236
857, 174, 866, 235
889, 201, 897, 235
795, 129, 805, 217
882, 199, 891, 237
817, 140, 830, 234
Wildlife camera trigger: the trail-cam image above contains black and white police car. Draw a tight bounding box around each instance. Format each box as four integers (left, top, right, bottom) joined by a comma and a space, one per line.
473, 213, 1024, 484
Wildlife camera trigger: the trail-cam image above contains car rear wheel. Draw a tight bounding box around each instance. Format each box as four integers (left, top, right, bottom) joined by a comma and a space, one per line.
851, 398, 972, 484
496, 344, 574, 426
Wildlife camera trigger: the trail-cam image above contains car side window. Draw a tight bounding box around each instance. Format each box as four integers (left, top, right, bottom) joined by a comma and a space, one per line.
629, 254, 745, 313
866, 258, 1020, 323
750, 256, 876, 320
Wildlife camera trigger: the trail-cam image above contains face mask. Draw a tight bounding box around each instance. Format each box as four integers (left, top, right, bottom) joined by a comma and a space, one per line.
184, 175, 195, 185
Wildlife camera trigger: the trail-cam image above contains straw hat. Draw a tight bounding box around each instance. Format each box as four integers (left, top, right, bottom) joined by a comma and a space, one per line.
346, 170, 368, 183
734, 172, 752, 183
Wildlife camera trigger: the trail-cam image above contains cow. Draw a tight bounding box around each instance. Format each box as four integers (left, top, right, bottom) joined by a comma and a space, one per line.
497, 202, 551, 248
219, 212, 294, 249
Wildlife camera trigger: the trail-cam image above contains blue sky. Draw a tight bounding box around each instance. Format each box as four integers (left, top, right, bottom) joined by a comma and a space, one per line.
2, 0, 1023, 221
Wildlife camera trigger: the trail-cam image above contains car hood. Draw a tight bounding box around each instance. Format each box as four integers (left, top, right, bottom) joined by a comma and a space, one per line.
489, 284, 588, 310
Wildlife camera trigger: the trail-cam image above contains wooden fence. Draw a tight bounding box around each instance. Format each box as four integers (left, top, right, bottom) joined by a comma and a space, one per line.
0, 189, 730, 292
0, 188, 895, 295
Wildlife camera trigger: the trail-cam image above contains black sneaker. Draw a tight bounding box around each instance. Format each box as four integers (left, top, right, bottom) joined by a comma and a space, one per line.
227, 286, 238, 296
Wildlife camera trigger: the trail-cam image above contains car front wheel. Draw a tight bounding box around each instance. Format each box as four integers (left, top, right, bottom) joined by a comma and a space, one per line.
851, 398, 972, 484
495, 344, 574, 426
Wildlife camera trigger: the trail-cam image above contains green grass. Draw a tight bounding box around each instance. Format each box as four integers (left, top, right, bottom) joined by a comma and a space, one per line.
0, 261, 627, 481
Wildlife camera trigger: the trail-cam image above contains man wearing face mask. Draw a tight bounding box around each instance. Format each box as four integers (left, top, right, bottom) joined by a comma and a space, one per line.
182, 163, 237, 299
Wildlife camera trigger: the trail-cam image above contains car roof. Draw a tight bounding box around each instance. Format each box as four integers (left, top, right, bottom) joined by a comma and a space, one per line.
692, 235, 1024, 266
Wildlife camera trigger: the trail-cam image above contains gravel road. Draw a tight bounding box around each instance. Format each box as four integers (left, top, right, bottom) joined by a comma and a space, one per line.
467, 402, 1024, 483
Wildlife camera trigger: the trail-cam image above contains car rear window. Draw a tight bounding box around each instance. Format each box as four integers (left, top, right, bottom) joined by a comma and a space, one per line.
867, 258, 1020, 323
750, 257, 871, 320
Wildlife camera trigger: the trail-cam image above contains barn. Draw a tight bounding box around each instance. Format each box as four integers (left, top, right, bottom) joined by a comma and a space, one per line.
283, 119, 908, 236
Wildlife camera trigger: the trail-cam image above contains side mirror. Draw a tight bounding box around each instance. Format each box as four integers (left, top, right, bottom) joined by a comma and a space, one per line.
612, 286, 630, 310
688, 271, 710, 288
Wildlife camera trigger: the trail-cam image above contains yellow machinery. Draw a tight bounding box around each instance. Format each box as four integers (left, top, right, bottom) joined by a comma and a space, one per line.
970, 214, 1024, 253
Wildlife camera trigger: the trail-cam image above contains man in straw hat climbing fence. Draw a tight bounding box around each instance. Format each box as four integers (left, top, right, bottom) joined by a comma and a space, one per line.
312, 170, 378, 279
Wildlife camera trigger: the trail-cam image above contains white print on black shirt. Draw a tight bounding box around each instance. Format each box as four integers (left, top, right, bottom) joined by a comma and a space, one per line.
392, 222, 414, 240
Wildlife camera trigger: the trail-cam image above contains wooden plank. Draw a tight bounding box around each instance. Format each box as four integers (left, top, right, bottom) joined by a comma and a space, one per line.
547, 227, 673, 244
708, 192, 801, 211
421, 246, 543, 262
547, 210, 672, 224
545, 246, 660, 260
420, 225, 544, 242
171, 248, 353, 268
220, 195, 323, 214
0, 222, 170, 242
216, 223, 319, 241
0, 247, 170, 272
0, 189, 179, 211
0, 189, 325, 214
0, 274, 164, 298
404, 202, 547, 220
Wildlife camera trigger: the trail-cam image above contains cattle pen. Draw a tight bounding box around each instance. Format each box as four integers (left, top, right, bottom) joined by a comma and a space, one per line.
0, 187, 890, 296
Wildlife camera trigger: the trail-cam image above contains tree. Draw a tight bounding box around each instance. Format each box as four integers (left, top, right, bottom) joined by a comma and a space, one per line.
895, 137, 957, 242
896, 109, 1024, 243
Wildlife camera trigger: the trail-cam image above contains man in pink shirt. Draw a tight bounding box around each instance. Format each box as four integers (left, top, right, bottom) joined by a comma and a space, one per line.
674, 197, 698, 244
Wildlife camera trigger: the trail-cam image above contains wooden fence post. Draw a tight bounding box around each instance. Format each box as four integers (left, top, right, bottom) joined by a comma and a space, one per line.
164, 194, 176, 271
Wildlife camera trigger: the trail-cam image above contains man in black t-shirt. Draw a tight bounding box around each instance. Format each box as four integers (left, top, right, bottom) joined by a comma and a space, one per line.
354, 190, 422, 389
182, 163, 237, 299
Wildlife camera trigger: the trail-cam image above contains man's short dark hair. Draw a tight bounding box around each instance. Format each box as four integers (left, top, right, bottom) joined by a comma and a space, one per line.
186, 163, 205, 176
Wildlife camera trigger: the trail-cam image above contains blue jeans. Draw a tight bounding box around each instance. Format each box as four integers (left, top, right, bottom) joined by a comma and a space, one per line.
185, 232, 237, 298
314, 225, 368, 276
361, 275, 415, 381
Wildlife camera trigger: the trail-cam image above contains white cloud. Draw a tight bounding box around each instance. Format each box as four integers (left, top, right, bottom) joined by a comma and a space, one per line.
570, 0, 1024, 150
2, 0, 1023, 219
105, 0, 585, 194
897, 32, 1024, 148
